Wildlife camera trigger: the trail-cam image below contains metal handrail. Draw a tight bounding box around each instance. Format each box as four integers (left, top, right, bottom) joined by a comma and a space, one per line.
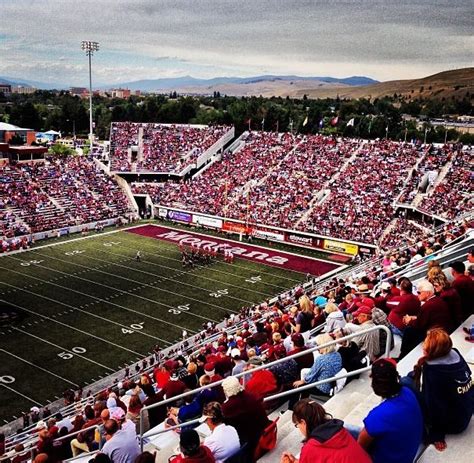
263, 365, 371, 402
138, 324, 392, 449
1, 425, 101, 462
143, 416, 203, 440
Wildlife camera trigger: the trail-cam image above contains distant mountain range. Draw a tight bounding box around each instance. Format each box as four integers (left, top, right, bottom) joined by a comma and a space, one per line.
1, 68, 471, 101
0, 74, 378, 92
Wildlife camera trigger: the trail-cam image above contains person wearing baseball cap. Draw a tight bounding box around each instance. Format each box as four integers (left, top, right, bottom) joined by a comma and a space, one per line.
357, 358, 423, 463
342, 306, 380, 361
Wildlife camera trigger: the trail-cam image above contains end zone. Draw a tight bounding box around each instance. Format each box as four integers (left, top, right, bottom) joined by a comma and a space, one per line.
126, 224, 345, 277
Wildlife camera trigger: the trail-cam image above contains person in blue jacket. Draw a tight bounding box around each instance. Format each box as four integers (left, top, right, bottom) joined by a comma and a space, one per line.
412, 328, 473, 451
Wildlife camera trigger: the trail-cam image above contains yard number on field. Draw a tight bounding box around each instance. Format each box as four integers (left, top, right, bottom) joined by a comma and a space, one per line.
169, 304, 190, 315
103, 241, 121, 247
20, 260, 44, 266
122, 322, 144, 334
0, 375, 15, 384
65, 250, 85, 256
209, 289, 229, 298
245, 275, 262, 284
58, 346, 86, 360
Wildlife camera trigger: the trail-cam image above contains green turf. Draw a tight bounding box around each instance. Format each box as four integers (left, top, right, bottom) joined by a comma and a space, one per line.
0, 225, 316, 423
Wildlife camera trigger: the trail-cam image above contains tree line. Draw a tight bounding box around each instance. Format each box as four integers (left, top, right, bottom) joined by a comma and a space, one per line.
0, 89, 473, 144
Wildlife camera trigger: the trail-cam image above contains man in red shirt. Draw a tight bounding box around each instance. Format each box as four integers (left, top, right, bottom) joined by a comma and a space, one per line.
399, 280, 453, 358
449, 261, 474, 320
386, 278, 420, 336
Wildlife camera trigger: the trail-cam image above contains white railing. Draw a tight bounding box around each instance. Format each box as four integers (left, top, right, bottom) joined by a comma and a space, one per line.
138, 325, 392, 450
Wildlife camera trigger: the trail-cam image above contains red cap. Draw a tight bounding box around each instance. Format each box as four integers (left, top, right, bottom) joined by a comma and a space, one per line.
353, 305, 372, 317
204, 362, 215, 372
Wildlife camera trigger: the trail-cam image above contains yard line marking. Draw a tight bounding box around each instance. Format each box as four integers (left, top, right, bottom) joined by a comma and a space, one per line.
0, 282, 171, 345
3, 259, 219, 325
117, 227, 306, 283
12, 327, 115, 372
30, 250, 259, 307
0, 348, 79, 387
89, 245, 283, 304
0, 295, 149, 355
0, 384, 43, 406
0, 267, 195, 334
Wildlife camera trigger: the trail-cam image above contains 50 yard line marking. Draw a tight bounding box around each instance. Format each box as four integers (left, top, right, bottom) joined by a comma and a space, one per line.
12, 327, 115, 372
0, 348, 79, 387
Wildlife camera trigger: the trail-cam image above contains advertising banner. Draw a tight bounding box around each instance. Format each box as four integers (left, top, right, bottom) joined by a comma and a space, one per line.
323, 239, 359, 255
158, 207, 168, 218
252, 228, 285, 242
222, 221, 251, 235
167, 210, 192, 223
285, 232, 314, 247
192, 215, 223, 229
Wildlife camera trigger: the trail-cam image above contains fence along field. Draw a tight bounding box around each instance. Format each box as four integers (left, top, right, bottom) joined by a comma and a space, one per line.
0, 224, 341, 422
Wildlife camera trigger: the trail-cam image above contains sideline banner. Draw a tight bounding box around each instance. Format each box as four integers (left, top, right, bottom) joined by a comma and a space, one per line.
158, 207, 168, 218
252, 228, 285, 242
323, 239, 358, 255
192, 214, 222, 229
222, 221, 251, 235
167, 210, 192, 223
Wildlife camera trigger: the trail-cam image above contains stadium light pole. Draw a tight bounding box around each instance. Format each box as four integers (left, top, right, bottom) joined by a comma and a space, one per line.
81, 41, 99, 153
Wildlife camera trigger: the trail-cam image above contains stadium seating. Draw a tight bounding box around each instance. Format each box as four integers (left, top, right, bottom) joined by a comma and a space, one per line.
109, 123, 232, 173
0, 157, 133, 244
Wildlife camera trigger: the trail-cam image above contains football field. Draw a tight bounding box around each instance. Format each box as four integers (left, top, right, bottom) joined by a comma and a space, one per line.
0, 223, 342, 423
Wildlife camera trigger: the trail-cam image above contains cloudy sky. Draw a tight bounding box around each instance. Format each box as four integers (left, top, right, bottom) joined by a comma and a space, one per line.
0, 0, 472, 86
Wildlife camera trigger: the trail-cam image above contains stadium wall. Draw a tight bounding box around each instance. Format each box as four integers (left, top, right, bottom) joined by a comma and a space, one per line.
153, 205, 376, 256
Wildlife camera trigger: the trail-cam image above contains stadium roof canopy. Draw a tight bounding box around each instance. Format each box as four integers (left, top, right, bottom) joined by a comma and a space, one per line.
0, 122, 32, 131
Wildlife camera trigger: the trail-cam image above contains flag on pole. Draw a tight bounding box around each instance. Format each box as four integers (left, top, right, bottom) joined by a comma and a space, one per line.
302, 115, 308, 126
346, 118, 355, 127
330, 116, 339, 126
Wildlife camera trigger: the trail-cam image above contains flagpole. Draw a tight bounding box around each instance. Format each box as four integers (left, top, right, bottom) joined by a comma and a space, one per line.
276, 120, 279, 133
248, 119, 251, 132
444, 126, 448, 144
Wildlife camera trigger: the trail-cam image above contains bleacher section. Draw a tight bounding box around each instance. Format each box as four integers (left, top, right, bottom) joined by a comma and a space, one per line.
131, 131, 471, 247
109, 123, 233, 174
0, 157, 134, 245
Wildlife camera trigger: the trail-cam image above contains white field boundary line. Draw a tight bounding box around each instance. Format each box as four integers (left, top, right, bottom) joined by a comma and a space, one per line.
0, 295, 148, 356
0, 384, 43, 407
0, 223, 148, 258
0, 265, 196, 335
4, 256, 223, 324
0, 282, 170, 346
29, 250, 255, 311
91, 240, 290, 294
12, 327, 115, 372
2, 221, 342, 282
0, 348, 79, 387
145, 223, 347, 270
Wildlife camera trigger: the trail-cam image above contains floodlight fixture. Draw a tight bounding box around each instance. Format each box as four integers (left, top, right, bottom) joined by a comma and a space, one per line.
81, 41, 100, 150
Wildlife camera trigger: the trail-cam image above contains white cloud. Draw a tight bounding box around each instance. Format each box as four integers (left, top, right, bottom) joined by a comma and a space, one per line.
0, 0, 472, 85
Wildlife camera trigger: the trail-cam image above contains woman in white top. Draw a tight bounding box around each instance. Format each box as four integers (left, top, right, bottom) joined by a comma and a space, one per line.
203, 401, 240, 463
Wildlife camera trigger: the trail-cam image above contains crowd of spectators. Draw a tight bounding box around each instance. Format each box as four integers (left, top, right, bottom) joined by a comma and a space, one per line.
127, 131, 470, 248
419, 149, 473, 219
301, 140, 423, 243
0, 156, 132, 242
1, 241, 473, 462
109, 123, 231, 173
397, 145, 452, 205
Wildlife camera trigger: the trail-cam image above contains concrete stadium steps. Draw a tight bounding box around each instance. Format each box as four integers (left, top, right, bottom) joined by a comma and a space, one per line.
416, 421, 474, 463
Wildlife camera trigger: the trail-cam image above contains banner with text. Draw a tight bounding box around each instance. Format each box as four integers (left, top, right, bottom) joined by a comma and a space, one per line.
323, 239, 358, 255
